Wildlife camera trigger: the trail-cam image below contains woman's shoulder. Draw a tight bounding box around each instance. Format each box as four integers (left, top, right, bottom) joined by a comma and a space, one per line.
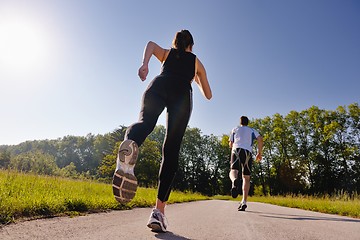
171, 48, 196, 56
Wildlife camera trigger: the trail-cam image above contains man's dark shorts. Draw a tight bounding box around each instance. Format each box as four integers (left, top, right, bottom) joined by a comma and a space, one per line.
230, 148, 253, 176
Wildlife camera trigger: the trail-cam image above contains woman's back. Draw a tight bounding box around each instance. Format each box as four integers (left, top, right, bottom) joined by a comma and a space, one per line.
161, 48, 195, 82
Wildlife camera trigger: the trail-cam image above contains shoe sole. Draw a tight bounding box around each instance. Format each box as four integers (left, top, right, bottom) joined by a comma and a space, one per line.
231, 187, 238, 198
112, 140, 138, 203
238, 204, 247, 211
147, 222, 166, 233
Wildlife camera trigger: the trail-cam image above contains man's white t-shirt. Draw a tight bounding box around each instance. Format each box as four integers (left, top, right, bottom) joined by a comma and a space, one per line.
230, 125, 260, 152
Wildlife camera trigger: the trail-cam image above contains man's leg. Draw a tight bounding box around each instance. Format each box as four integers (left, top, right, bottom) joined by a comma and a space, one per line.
238, 149, 252, 211
242, 175, 251, 203
229, 169, 240, 198
237, 174, 250, 211
230, 148, 241, 198
229, 169, 239, 188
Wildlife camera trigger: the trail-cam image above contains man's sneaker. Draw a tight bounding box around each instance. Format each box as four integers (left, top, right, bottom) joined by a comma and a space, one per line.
147, 208, 168, 233
231, 178, 239, 198
238, 202, 247, 211
112, 139, 139, 203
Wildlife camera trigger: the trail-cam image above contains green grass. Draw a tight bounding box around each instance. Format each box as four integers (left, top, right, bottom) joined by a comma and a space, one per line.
213, 194, 360, 219
249, 194, 360, 219
1, 170, 359, 225
0, 170, 208, 224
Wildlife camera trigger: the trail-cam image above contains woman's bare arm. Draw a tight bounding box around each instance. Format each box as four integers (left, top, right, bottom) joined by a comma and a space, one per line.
195, 58, 212, 100
138, 41, 169, 81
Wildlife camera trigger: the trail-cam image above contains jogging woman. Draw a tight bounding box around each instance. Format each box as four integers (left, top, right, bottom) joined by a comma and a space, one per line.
112, 29, 212, 232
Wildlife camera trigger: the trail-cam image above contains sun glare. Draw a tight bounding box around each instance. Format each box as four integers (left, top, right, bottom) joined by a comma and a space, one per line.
0, 17, 51, 77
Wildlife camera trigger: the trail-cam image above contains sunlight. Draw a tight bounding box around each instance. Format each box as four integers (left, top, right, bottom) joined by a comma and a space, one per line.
0, 17, 51, 77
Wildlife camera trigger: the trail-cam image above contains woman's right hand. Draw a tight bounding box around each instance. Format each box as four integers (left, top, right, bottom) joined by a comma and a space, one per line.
138, 64, 149, 81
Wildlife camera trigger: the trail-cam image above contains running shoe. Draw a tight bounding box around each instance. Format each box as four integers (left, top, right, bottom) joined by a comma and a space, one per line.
147, 208, 168, 232
238, 202, 247, 211
112, 139, 139, 203
231, 178, 239, 198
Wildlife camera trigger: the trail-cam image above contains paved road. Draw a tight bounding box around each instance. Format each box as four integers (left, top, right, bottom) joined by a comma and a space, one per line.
1, 200, 359, 240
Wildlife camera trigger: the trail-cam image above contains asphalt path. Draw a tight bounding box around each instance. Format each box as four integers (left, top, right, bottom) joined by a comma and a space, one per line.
1, 200, 359, 240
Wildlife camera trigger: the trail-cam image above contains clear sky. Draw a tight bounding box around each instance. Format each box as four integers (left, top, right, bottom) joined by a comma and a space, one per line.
0, 0, 359, 145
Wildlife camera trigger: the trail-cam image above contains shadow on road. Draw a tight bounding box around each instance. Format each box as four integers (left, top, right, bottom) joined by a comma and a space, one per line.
245, 210, 360, 223
154, 231, 192, 240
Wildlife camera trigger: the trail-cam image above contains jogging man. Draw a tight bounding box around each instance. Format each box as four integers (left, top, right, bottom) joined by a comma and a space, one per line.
229, 116, 263, 211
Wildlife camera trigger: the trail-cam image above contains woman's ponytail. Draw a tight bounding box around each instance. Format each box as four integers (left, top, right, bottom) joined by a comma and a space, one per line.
172, 30, 194, 52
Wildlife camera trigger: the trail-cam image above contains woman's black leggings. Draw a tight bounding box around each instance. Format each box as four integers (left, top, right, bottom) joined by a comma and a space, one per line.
125, 76, 192, 202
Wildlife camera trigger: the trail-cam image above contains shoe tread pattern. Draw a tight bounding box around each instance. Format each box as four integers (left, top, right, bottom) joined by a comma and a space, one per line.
112, 169, 137, 203
112, 140, 138, 203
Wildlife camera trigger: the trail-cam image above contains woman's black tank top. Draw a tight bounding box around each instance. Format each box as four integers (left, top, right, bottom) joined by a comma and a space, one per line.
160, 48, 196, 83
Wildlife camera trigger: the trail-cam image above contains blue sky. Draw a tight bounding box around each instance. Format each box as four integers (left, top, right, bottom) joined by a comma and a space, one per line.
0, 0, 359, 145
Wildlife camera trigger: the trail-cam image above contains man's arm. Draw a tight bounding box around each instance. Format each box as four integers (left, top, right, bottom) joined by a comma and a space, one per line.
255, 135, 263, 162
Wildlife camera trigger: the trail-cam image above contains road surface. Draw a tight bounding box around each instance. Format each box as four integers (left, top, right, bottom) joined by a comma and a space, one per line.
1, 200, 359, 240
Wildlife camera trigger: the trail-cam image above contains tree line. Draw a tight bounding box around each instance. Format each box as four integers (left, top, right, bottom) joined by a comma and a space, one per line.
0, 103, 359, 196
250, 103, 360, 195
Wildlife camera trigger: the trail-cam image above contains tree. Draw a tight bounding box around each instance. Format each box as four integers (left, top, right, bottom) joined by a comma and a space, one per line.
251, 117, 274, 195
97, 142, 120, 180
0, 149, 11, 169
204, 134, 231, 196
2, 103, 359, 195
10, 150, 59, 175
59, 162, 78, 178
176, 127, 203, 192
136, 139, 161, 187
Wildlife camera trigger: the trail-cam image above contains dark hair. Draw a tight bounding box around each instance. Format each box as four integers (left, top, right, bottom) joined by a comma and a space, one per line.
172, 29, 194, 52
240, 116, 249, 126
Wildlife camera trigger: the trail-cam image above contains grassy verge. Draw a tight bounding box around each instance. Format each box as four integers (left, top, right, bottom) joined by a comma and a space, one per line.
1, 170, 359, 225
213, 194, 360, 219
249, 195, 360, 219
0, 170, 208, 224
